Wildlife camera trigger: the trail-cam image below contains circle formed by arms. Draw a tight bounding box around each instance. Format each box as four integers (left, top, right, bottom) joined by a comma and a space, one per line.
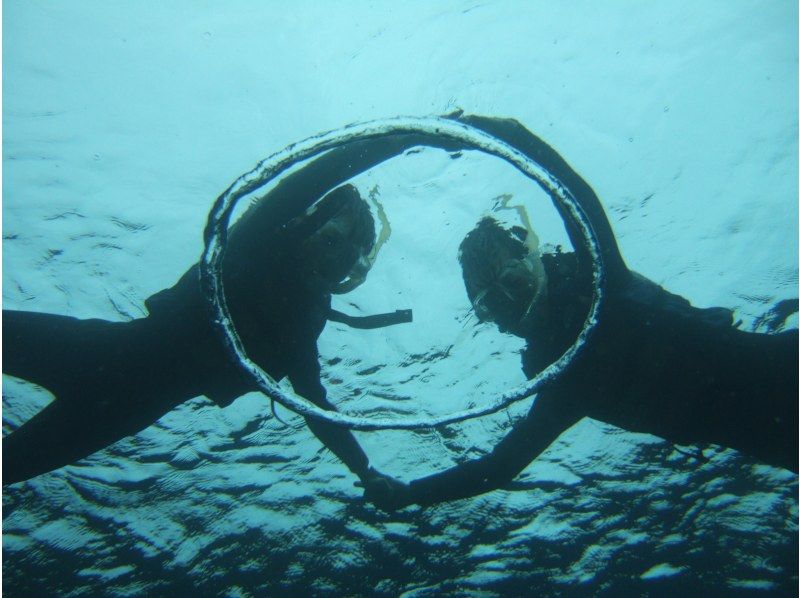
200, 116, 606, 431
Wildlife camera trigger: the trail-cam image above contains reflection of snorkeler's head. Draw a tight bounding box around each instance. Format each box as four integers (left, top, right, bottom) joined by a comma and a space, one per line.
290, 184, 376, 293
459, 217, 548, 337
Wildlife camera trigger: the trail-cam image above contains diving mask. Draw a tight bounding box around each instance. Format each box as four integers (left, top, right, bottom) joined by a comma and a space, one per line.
472, 252, 548, 334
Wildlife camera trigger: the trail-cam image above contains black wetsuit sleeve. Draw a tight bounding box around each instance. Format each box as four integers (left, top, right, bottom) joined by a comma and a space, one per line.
407, 392, 582, 506
287, 348, 370, 480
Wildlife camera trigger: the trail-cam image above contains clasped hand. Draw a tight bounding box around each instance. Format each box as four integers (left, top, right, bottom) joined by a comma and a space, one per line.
356, 468, 412, 511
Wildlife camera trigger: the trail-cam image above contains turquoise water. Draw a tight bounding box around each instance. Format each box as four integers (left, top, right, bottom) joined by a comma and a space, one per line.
3, 1, 797, 595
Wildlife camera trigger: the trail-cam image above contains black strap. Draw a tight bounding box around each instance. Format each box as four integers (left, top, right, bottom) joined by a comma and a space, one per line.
328, 308, 412, 329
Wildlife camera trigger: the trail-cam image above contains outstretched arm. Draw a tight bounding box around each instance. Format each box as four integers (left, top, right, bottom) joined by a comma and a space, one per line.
287, 349, 370, 480
367, 391, 583, 509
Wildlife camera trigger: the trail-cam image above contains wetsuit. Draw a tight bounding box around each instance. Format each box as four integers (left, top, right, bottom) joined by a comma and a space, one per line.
389, 114, 798, 507
2, 206, 371, 485
407, 250, 798, 506
2, 126, 440, 485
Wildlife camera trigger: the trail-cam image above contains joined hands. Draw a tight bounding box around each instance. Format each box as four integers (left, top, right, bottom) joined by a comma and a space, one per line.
356, 468, 412, 511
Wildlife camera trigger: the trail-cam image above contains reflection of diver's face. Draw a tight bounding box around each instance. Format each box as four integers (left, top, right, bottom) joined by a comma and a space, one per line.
473, 256, 543, 337
301, 213, 364, 292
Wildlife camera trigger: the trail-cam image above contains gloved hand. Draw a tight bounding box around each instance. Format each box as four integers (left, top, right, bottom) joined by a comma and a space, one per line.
358, 468, 412, 511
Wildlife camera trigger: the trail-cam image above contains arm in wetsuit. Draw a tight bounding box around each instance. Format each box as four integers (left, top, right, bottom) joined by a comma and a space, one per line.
287, 345, 370, 479
362, 390, 582, 510
407, 391, 581, 507
365, 281, 797, 510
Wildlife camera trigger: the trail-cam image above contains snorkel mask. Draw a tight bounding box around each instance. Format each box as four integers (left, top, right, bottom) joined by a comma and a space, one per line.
299, 184, 412, 328
461, 212, 549, 337
471, 251, 548, 335
330, 185, 391, 295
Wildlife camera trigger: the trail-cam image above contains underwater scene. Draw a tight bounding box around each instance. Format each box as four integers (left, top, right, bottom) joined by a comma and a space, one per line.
3, 1, 798, 596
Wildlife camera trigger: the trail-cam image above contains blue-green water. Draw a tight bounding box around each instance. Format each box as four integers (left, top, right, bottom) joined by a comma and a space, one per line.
3, 1, 797, 595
